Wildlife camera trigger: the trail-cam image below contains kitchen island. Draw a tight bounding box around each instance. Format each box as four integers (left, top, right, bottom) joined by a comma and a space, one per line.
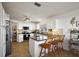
29, 33, 47, 57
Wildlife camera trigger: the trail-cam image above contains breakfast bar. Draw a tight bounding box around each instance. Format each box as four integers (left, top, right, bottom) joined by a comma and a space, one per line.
29, 33, 48, 57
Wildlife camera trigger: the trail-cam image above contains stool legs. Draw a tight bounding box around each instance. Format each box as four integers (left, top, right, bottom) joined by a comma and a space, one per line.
39, 48, 43, 57
52, 44, 59, 56
39, 48, 51, 57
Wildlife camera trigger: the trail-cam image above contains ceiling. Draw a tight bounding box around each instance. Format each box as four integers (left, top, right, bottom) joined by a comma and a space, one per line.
2, 2, 79, 21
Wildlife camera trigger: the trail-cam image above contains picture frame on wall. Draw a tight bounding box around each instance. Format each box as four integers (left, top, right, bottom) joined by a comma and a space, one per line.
76, 21, 79, 27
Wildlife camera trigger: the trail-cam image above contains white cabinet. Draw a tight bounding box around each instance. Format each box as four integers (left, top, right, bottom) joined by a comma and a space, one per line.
17, 34, 23, 42
29, 38, 46, 57
29, 38, 35, 57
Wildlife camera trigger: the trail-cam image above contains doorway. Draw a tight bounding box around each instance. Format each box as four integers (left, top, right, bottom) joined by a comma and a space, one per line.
12, 22, 17, 42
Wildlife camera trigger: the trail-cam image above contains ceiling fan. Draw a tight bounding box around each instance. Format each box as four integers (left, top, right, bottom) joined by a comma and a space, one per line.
22, 16, 40, 24
23, 16, 30, 21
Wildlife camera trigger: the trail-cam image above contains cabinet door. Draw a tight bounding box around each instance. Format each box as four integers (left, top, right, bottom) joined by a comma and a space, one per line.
29, 39, 35, 57
18, 34, 23, 42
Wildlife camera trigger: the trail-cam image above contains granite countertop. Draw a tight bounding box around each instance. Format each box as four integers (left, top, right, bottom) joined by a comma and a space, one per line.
30, 37, 47, 41
39, 32, 48, 35
31, 32, 48, 36
18, 32, 31, 34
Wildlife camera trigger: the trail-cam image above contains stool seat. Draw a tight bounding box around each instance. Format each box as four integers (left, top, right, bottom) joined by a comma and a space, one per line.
39, 43, 51, 48
39, 43, 51, 57
51, 41, 58, 45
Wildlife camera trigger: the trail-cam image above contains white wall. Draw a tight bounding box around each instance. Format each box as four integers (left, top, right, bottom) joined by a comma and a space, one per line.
47, 19, 56, 29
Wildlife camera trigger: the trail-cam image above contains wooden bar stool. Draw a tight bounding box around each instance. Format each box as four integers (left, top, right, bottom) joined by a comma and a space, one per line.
52, 40, 58, 50
39, 29, 53, 57
51, 35, 61, 56
58, 35, 65, 49
39, 43, 51, 57
39, 39, 52, 57
51, 40, 59, 56
51, 35, 59, 50
53, 35, 64, 56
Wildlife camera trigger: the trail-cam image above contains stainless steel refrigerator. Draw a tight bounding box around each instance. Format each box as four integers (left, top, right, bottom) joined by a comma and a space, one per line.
5, 20, 12, 56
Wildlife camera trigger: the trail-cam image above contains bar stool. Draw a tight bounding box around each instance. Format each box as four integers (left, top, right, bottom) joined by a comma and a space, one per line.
58, 35, 65, 49
51, 40, 59, 56
53, 35, 64, 56
39, 39, 52, 57
51, 35, 60, 56
51, 35, 59, 49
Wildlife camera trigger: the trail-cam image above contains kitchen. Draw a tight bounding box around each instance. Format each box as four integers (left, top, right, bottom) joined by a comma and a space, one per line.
1, 2, 79, 57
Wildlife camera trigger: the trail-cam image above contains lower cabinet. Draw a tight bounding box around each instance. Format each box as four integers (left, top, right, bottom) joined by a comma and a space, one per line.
17, 34, 23, 42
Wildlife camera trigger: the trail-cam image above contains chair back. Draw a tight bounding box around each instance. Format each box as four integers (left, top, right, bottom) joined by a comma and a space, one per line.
58, 35, 65, 42
52, 29, 63, 35
52, 29, 64, 42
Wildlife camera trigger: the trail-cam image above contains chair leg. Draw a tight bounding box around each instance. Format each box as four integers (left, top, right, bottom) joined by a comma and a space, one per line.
52, 45, 54, 52
39, 48, 43, 57
48, 48, 50, 54
45, 48, 46, 55
52, 45, 55, 56
61, 43, 63, 49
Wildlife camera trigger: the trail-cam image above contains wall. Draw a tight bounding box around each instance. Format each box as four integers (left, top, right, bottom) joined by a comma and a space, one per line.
47, 19, 56, 29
